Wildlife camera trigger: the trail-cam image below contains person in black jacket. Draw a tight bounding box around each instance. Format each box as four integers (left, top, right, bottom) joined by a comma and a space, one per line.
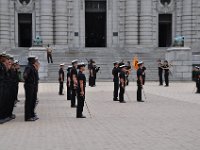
112, 61, 120, 101
157, 59, 163, 86
88, 59, 95, 87
119, 65, 127, 103
142, 64, 146, 85
33, 57, 40, 117
66, 66, 72, 100
13, 60, 21, 105
162, 60, 170, 87
0, 53, 12, 124
76, 63, 86, 118
195, 68, 200, 93
6, 56, 17, 120
23, 56, 38, 121
137, 61, 144, 102
70, 60, 78, 108
58, 64, 65, 95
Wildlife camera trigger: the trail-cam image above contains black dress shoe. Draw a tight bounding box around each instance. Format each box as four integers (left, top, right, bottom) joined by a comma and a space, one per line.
33, 116, 39, 120
119, 101, 126, 103
137, 100, 144, 102
25, 118, 36, 122
113, 99, 119, 101
71, 105, 77, 108
77, 115, 86, 118
10, 114, 16, 119
0, 118, 11, 124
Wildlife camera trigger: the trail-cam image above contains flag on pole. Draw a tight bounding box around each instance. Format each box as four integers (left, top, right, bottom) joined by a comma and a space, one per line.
132, 56, 139, 70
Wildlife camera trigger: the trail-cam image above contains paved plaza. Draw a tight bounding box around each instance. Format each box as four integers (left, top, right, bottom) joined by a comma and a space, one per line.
0, 81, 200, 150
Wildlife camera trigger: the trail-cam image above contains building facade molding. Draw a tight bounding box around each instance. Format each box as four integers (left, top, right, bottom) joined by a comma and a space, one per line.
0, 0, 200, 52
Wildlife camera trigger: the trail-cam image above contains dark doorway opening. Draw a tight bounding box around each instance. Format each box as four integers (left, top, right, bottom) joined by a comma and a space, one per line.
159, 14, 172, 47
85, 1, 106, 47
18, 14, 32, 47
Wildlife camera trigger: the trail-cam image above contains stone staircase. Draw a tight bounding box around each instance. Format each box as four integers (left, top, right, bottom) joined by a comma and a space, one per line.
1, 47, 167, 82
46, 47, 166, 82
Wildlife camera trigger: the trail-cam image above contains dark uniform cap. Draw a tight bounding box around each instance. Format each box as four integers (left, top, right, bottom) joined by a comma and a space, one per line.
113, 61, 119, 65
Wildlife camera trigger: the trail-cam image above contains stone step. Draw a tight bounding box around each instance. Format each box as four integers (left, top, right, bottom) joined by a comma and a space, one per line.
46, 48, 165, 82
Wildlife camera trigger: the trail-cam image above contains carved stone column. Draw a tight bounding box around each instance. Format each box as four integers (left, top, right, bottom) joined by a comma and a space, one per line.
55, 0, 68, 46
125, 0, 138, 46
112, 0, 119, 47
40, 0, 53, 45
182, 0, 192, 46
140, 0, 153, 45
0, 0, 10, 47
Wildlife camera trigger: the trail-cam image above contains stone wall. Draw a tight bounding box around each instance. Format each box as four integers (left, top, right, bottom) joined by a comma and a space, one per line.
166, 47, 192, 81
0, 0, 10, 48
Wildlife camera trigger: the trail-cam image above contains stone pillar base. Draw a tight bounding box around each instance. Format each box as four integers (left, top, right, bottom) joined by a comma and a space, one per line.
165, 47, 192, 81
29, 47, 48, 81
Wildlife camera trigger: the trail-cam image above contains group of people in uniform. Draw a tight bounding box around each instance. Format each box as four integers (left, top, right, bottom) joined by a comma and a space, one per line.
0, 53, 21, 124
0, 53, 40, 124
1, 51, 199, 123
112, 60, 146, 103
59, 60, 87, 118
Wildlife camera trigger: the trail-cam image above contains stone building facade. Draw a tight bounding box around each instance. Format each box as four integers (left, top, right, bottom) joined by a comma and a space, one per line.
0, 0, 200, 52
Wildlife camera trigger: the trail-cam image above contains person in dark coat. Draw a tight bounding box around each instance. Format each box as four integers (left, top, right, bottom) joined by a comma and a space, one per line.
162, 60, 170, 87
76, 63, 87, 118
92, 64, 100, 86
70, 60, 78, 108
125, 61, 131, 86
23, 56, 38, 121
58, 64, 65, 95
142, 64, 146, 85
157, 59, 163, 86
66, 66, 72, 100
6, 56, 17, 120
0, 53, 13, 124
13, 60, 21, 105
137, 61, 144, 102
112, 61, 120, 101
119, 65, 127, 103
33, 57, 40, 117
195, 67, 200, 93
88, 59, 94, 86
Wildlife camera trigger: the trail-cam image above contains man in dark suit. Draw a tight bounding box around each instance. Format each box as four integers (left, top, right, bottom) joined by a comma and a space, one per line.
112, 61, 120, 101
58, 64, 65, 95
